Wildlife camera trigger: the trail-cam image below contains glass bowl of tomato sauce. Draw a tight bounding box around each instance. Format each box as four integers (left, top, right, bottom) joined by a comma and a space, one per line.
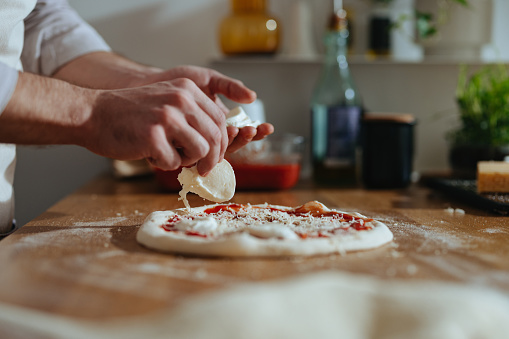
226, 133, 304, 190
153, 133, 304, 191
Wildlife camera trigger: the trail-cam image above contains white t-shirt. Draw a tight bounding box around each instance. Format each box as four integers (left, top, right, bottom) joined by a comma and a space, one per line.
0, 0, 110, 235
0, 0, 36, 235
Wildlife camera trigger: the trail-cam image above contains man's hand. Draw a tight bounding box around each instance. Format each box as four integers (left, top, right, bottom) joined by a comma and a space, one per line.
53, 54, 274, 156
134, 65, 275, 154
88, 79, 231, 175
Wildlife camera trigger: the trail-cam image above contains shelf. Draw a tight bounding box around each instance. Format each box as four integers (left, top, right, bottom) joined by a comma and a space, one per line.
210, 54, 509, 66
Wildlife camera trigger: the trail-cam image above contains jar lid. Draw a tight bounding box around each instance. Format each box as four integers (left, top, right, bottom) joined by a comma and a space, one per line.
363, 113, 416, 124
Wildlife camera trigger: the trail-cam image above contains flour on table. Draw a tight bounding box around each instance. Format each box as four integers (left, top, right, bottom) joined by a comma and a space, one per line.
483, 228, 506, 234
72, 217, 128, 227
13, 228, 111, 250
134, 263, 234, 284
378, 216, 469, 252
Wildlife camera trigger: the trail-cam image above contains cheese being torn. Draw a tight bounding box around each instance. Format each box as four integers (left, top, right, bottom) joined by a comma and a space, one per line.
226, 106, 261, 128
177, 159, 236, 209
176, 107, 260, 209
477, 161, 509, 193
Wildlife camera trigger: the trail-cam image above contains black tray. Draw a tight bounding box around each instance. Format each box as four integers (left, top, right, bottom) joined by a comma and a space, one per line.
425, 178, 509, 215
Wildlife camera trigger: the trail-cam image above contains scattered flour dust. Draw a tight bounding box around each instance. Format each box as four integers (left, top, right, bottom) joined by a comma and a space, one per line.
134, 263, 234, 284
375, 215, 509, 287
72, 217, 128, 227
483, 228, 507, 234
13, 227, 235, 298
35, 255, 236, 299
376, 216, 469, 252
14, 228, 112, 250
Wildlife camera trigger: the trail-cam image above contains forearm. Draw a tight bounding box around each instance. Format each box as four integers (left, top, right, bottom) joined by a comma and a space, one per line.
52, 51, 162, 89
0, 72, 94, 145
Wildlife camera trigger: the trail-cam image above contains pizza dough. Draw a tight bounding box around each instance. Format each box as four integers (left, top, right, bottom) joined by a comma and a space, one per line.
177, 160, 235, 210
136, 201, 393, 257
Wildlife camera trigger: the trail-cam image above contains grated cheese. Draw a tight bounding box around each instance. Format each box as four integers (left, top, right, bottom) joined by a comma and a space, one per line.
164, 201, 372, 239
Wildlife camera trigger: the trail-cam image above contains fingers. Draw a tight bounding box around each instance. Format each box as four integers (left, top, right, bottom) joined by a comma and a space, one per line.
168, 106, 222, 175
194, 122, 223, 176
214, 96, 230, 115
252, 123, 274, 141
227, 126, 239, 147
209, 72, 257, 104
146, 125, 182, 170
158, 65, 256, 104
169, 79, 228, 175
190, 92, 228, 162
167, 110, 210, 167
226, 123, 275, 153
226, 126, 257, 153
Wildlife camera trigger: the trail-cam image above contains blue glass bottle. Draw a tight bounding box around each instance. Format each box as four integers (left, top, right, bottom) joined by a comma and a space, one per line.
311, 8, 362, 186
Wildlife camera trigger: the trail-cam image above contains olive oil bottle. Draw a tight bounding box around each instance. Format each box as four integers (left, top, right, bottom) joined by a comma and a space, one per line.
310, 3, 363, 186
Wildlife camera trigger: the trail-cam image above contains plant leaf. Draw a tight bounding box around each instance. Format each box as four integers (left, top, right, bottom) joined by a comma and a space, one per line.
454, 0, 469, 6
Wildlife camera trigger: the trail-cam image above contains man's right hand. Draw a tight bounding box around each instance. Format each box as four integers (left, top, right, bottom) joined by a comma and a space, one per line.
87, 78, 228, 176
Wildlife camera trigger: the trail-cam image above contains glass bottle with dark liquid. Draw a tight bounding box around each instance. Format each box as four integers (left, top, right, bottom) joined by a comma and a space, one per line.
310, 6, 362, 186
368, 0, 392, 57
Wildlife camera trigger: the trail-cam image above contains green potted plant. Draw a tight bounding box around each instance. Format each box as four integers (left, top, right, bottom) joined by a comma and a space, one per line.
413, 0, 492, 58
449, 64, 509, 178
415, 0, 469, 40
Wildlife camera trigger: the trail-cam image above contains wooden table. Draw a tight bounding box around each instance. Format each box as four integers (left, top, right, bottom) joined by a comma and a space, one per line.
0, 175, 508, 327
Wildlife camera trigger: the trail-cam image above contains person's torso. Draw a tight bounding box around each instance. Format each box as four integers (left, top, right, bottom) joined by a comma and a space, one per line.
0, 0, 37, 69
0, 0, 37, 234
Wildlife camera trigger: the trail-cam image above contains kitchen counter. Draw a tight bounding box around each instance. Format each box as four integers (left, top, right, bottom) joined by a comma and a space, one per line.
0, 175, 508, 335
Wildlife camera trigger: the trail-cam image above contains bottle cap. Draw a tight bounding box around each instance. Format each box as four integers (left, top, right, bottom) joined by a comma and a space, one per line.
328, 9, 348, 32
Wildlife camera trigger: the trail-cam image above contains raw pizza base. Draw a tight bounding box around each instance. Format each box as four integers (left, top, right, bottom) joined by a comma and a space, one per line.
136, 202, 393, 257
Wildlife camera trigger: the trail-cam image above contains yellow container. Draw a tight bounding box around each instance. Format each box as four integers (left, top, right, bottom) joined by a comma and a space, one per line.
219, 0, 280, 55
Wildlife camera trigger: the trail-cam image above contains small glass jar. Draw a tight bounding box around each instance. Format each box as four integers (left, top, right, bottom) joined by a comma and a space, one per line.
219, 0, 280, 55
367, 0, 392, 57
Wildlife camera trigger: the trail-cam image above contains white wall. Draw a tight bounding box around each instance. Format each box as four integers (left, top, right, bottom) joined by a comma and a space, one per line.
68, 0, 228, 68
13, 0, 509, 226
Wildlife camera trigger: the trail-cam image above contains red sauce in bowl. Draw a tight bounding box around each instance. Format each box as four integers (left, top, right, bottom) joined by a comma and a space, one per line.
231, 163, 301, 190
